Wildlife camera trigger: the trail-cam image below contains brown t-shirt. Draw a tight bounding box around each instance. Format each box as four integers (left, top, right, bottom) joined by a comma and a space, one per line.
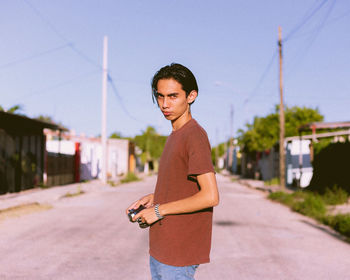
149, 118, 215, 266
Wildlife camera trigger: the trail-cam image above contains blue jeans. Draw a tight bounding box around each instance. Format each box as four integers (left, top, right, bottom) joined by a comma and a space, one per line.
150, 256, 199, 280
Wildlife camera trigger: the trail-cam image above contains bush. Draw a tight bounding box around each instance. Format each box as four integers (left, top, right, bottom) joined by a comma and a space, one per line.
269, 191, 311, 207
291, 190, 309, 200
322, 185, 349, 205
323, 214, 350, 237
292, 194, 326, 219
268, 189, 350, 239
120, 172, 140, 183
62, 186, 85, 198
269, 192, 293, 206
264, 177, 280, 186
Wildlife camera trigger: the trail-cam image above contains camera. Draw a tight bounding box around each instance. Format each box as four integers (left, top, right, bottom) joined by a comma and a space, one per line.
128, 205, 149, 228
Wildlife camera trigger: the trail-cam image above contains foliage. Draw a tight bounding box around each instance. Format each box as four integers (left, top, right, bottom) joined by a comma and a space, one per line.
264, 177, 280, 186
133, 126, 167, 163
312, 138, 333, 155
107, 180, 117, 187
0, 104, 23, 114
36, 115, 55, 123
284, 106, 323, 136
62, 186, 85, 198
109, 132, 123, 139
120, 172, 140, 183
238, 105, 323, 153
268, 190, 350, 238
35, 115, 69, 130
38, 183, 49, 189
268, 191, 294, 206
238, 113, 279, 153
323, 214, 350, 237
322, 185, 349, 205
217, 143, 226, 157
292, 194, 326, 219
109, 131, 132, 140
211, 142, 226, 166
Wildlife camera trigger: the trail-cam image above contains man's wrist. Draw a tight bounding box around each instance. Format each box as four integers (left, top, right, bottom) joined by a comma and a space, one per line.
154, 204, 164, 220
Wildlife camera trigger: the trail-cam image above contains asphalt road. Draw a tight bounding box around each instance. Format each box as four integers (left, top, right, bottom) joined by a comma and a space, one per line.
0, 174, 350, 279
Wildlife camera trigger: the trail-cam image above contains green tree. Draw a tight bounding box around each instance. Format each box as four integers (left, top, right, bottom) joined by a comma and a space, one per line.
0, 104, 23, 114
211, 142, 226, 165
134, 126, 167, 168
36, 115, 55, 123
35, 115, 69, 130
109, 132, 123, 139
238, 105, 323, 153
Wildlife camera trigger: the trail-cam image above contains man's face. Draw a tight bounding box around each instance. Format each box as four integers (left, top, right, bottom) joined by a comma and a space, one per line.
156, 79, 195, 121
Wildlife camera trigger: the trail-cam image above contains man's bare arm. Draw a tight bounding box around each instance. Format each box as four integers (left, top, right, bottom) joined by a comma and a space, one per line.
135, 172, 219, 224
125, 193, 154, 215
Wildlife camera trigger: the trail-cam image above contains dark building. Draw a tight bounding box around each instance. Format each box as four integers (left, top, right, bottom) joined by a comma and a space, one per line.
0, 111, 60, 194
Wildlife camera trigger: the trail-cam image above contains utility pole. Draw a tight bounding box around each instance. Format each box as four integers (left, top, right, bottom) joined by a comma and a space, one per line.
101, 36, 108, 184
228, 105, 234, 171
278, 27, 286, 189
215, 127, 219, 169
230, 104, 234, 144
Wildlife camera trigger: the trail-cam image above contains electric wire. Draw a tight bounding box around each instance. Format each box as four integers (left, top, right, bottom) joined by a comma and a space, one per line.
285, 0, 346, 41
283, 0, 329, 42
22, 0, 140, 123
285, 0, 337, 78
20, 70, 100, 100
23, 0, 102, 70
243, 50, 278, 106
107, 74, 147, 123
240, 0, 336, 124
0, 43, 70, 70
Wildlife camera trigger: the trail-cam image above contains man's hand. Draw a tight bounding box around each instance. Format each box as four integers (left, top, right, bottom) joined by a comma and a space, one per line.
133, 206, 160, 225
126, 193, 154, 215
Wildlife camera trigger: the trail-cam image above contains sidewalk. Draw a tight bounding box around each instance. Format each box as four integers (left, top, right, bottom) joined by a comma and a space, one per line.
238, 178, 285, 193
0, 180, 112, 212
236, 176, 350, 215
220, 170, 284, 194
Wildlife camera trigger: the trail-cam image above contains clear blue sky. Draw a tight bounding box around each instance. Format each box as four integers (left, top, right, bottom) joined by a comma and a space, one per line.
1, 0, 349, 145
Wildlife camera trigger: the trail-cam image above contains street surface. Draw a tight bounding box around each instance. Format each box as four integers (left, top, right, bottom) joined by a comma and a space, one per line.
1, 174, 350, 279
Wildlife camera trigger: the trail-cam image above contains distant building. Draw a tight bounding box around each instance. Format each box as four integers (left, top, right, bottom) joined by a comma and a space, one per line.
45, 130, 136, 184
238, 121, 350, 188
0, 110, 136, 194
0, 111, 61, 194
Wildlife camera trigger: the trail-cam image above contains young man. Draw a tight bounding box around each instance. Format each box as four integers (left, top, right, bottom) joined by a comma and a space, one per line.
126, 63, 219, 279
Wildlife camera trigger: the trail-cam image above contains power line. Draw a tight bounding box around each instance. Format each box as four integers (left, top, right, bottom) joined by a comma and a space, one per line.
285, 0, 345, 42
0, 43, 70, 70
20, 70, 100, 99
23, 0, 70, 42
107, 75, 147, 123
243, 50, 278, 105
285, 0, 337, 77
285, 0, 347, 41
283, 0, 329, 42
23, 0, 102, 70
23, 0, 139, 123
328, 7, 350, 24
243, 0, 334, 107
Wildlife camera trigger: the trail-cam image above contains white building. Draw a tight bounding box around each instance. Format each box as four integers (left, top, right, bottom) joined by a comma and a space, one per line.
45, 130, 134, 182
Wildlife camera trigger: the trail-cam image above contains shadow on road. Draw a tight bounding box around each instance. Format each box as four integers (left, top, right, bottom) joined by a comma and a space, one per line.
299, 219, 350, 245
214, 220, 241, 227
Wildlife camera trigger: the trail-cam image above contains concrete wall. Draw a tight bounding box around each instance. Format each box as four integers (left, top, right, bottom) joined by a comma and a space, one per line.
47, 138, 130, 181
